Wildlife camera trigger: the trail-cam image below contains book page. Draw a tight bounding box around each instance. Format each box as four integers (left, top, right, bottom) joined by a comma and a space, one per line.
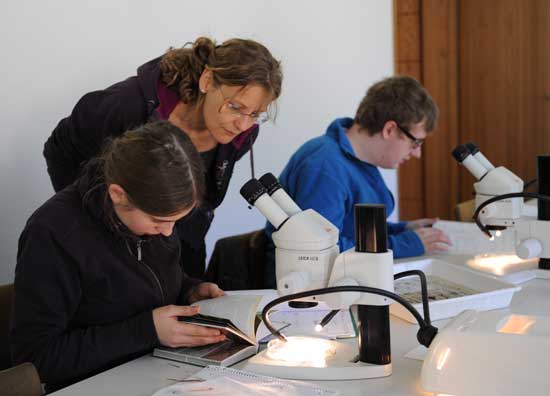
433, 220, 516, 255
192, 295, 261, 341
256, 309, 356, 343
226, 289, 279, 312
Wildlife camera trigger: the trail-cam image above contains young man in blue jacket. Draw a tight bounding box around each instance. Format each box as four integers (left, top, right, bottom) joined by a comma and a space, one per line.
264, 76, 451, 287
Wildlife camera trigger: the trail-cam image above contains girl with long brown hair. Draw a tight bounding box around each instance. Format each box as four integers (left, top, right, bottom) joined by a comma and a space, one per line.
13, 121, 226, 392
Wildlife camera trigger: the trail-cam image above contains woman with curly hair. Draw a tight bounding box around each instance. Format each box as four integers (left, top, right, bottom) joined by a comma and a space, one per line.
44, 37, 283, 278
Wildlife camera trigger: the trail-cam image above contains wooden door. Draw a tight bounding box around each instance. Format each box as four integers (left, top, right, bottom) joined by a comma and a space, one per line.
458, 0, 550, 201
395, 0, 459, 220
395, 0, 550, 220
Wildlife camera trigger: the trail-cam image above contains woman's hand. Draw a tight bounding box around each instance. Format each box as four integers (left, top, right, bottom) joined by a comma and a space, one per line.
152, 305, 226, 348
187, 282, 225, 304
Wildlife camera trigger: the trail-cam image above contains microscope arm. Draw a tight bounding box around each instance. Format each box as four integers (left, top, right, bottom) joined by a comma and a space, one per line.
473, 191, 550, 259
472, 192, 547, 237
260, 285, 438, 347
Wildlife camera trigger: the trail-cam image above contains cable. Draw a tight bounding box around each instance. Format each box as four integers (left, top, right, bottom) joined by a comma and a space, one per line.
472, 192, 550, 238
394, 270, 431, 325
261, 285, 438, 347
249, 144, 255, 179
317, 270, 431, 330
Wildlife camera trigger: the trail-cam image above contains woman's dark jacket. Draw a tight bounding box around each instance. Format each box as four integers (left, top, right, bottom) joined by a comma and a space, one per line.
10, 162, 201, 392
43, 58, 259, 278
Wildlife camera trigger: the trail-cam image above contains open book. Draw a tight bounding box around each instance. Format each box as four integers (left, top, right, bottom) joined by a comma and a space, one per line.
153, 295, 261, 367
227, 290, 357, 343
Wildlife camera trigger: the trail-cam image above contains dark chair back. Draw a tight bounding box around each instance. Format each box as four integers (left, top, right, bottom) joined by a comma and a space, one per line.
205, 230, 267, 290
0, 283, 14, 370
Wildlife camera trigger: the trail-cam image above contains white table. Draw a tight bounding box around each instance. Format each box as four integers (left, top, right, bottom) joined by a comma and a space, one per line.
51, 266, 550, 396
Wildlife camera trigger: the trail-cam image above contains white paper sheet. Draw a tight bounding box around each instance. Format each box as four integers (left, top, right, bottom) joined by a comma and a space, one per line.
256, 309, 356, 343
433, 220, 516, 255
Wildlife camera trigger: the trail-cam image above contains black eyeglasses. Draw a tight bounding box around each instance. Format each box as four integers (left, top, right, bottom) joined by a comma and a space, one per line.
395, 122, 424, 149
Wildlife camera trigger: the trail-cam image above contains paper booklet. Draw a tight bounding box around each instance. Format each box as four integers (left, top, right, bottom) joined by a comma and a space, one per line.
150, 365, 339, 396
433, 220, 516, 255
153, 294, 262, 367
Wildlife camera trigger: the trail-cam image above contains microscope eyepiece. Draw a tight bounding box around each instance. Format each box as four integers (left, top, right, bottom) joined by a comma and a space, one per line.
240, 179, 267, 206
465, 141, 480, 155
240, 178, 290, 229
258, 172, 302, 216
258, 172, 281, 195
453, 142, 495, 177
452, 144, 471, 163
452, 144, 489, 180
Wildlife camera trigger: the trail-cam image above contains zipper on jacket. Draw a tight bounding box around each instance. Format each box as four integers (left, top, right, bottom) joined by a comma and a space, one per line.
136, 239, 165, 305
137, 240, 143, 261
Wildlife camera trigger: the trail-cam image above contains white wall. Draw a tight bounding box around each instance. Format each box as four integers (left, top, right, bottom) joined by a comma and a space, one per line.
0, 0, 395, 283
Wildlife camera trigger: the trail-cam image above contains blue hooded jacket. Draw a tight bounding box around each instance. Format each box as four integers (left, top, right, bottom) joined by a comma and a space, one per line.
264, 117, 424, 285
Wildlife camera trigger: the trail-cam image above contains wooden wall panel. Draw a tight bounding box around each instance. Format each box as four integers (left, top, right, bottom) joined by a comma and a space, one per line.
396, 0, 459, 220
396, 0, 549, 222
395, 0, 426, 220
459, 0, 550, 202
396, 14, 421, 62
536, 1, 550, 159
395, 0, 419, 14
421, 0, 459, 219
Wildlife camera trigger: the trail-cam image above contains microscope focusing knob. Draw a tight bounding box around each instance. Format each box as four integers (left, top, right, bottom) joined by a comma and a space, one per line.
278, 271, 310, 295
516, 238, 542, 259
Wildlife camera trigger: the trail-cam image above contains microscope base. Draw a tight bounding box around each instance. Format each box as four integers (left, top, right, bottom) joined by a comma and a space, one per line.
534, 268, 550, 280
244, 339, 392, 380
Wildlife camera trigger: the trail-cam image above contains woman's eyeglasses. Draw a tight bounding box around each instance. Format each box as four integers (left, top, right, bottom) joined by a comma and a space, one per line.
218, 87, 270, 125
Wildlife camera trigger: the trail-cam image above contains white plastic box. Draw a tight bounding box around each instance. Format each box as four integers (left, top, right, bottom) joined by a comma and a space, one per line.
390, 258, 521, 323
